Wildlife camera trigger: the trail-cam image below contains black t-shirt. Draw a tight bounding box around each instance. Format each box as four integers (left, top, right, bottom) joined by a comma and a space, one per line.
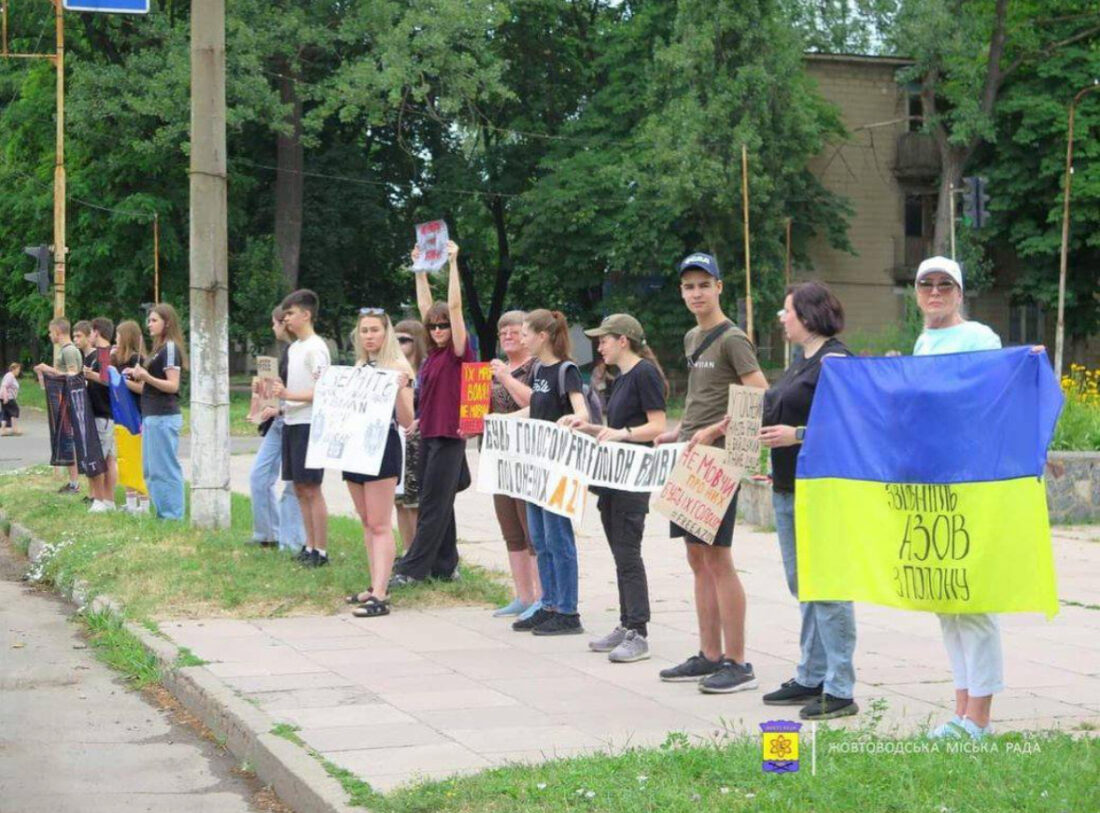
529, 361, 583, 423
84, 348, 112, 419
141, 341, 182, 416
605, 359, 666, 436
763, 337, 851, 493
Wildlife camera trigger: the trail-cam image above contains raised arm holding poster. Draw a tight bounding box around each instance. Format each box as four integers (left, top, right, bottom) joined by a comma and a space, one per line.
459, 362, 492, 435
725, 383, 765, 470
478, 415, 684, 522
411, 220, 449, 273
306, 365, 401, 476
652, 445, 743, 545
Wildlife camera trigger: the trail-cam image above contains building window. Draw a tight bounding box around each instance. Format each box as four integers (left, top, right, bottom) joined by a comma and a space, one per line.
905, 195, 924, 238
907, 91, 923, 132
1008, 302, 1044, 345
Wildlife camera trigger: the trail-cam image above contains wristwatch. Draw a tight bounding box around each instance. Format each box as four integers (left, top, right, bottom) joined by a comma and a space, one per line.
795, 426, 806, 442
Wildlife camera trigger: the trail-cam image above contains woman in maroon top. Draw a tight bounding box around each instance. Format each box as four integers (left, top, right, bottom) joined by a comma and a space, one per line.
391, 240, 475, 585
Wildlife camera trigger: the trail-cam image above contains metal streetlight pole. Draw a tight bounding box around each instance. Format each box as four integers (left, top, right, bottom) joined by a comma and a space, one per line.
1055, 80, 1100, 380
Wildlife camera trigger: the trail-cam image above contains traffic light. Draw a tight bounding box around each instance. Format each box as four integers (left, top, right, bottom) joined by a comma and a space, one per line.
961, 176, 991, 229
23, 244, 51, 296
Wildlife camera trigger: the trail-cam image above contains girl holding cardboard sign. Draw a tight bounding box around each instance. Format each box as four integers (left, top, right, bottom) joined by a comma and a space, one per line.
343, 310, 415, 618
561, 313, 669, 663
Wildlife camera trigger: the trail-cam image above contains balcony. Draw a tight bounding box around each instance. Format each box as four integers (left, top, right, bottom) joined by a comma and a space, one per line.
894, 132, 940, 182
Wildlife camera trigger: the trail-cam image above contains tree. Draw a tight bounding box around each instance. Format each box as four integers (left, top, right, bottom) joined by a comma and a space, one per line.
978, 35, 1100, 342
888, 0, 1100, 254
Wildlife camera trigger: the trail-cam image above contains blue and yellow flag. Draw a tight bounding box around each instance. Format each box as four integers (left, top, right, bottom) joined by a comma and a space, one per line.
795, 347, 1064, 617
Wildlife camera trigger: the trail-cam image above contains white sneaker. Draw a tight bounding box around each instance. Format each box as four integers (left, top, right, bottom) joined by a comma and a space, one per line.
89, 500, 110, 513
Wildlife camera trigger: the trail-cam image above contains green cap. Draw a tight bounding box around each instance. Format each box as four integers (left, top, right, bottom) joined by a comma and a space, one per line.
584, 313, 646, 344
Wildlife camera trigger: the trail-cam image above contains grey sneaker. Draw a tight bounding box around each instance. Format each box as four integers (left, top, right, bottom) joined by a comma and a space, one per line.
608, 630, 650, 663
698, 659, 758, 694
588, 625, 628, 653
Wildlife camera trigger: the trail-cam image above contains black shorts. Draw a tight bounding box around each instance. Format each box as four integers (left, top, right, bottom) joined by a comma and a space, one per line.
281, 422, 324, 485
670, 492, 739, 548
1, 400, 18, 421
343, 425, 401, 484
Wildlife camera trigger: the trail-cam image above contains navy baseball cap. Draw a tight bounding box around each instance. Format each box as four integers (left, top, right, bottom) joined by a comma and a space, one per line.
679, 252, 721, 280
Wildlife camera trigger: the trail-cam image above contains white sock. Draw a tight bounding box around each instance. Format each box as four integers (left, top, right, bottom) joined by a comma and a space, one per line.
126, 495, 137, 510
316, 549, 327, 558
305, 546, 314, 554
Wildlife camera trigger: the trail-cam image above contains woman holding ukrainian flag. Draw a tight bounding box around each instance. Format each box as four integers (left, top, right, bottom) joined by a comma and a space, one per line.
910, 256, 1005, 741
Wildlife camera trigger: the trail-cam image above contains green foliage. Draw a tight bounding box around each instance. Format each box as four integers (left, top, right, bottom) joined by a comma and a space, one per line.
0, 469, 508, 620
82, 609, 162, 689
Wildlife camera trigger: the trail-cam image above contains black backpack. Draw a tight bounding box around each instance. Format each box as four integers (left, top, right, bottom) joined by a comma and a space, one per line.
532, 360, 603, 425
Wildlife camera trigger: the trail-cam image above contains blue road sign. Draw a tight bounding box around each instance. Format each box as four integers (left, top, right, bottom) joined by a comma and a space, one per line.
63, 0, 150, 13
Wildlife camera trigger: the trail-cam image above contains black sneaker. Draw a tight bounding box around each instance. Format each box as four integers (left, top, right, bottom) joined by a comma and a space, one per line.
532, 613, 583, 636
431, 566, 461, 582
512, 608, 553, 632
698, 659, 758, 694
294, 546, 312, 563
763, 678, 824, 706
246, 539, 278, 549
659, 652, 722, 683
389, 573, 422, 589
800, 693, 859, 720
57, 483, 80, 495
307, 549, 329, 568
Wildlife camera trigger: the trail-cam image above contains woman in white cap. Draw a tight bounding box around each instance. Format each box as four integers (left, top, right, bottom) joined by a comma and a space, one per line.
913, 256, 1002, 740
561, 313, 668, 663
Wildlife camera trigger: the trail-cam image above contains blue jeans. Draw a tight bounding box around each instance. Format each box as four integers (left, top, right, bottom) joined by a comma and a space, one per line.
773, 490, 857, 699
526, 503, 579, 615
249, 418, 305, 550
143, 413, 184, 520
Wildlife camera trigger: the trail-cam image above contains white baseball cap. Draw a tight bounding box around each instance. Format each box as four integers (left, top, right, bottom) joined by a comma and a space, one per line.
915, 256, 963, 291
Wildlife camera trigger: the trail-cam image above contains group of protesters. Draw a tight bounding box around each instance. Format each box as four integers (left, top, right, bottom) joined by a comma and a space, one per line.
16, 238, 1012, 740
25, 306, 187, 520
234, 242, 1010, 740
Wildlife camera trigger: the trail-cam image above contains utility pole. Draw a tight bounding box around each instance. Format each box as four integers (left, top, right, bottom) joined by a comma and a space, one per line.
52, 0, 65, 319
1056, 80, 1100, 381
741, 144, 754, 344
189, 0, 230, 528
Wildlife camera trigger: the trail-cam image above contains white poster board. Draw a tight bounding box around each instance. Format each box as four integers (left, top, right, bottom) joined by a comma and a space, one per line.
725, 384, 765, 471
652, 445, 743, 545
306, 365, 400, 475
412, 220, 449, 273
478, 416, 685, 522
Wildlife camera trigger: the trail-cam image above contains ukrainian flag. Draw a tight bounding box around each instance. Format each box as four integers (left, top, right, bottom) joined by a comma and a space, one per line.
795, 347, 1063, 617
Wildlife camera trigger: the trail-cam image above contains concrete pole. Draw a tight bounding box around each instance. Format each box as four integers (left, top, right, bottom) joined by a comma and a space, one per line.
189, 0, 230, 528
52, 0, 65, 321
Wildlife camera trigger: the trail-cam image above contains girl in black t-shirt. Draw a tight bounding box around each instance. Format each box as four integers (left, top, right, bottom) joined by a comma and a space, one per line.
507, 309, 589, 637
561, 313, 668, 664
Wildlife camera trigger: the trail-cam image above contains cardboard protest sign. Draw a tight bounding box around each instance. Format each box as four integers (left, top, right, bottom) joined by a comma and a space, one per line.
478, 416, 684, 522
412, 220, 449, 272
459, 363, 492, 435
306, 365, 400, 476
652, 445, 743, 545
255, 355, 280, 413
725, 384, 765, 470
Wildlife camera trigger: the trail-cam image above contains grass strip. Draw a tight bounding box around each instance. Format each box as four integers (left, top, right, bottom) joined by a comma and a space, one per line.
269, 719, 1097, 813
82, 608, 162, 689
0, 467, 508, 620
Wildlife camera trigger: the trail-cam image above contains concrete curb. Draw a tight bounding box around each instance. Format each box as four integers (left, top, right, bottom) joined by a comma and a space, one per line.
0, 512, 363, 813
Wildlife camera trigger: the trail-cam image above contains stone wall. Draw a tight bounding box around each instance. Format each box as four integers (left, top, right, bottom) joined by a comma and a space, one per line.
1045, 452, 1100, 524
736, 452, 1100, 529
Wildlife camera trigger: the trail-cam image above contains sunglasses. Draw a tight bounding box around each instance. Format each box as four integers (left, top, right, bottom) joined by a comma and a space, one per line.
359, 307, 386, 315
916, 280, 957, 293
428, 322, 451, 332
397, 336, 413, 344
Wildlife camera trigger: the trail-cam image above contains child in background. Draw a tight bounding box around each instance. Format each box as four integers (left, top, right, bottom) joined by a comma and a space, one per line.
0, 362, 21, 436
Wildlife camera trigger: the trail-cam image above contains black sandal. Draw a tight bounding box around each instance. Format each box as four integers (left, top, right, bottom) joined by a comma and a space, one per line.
345, 588, 373, 605
352, 596, 390, 618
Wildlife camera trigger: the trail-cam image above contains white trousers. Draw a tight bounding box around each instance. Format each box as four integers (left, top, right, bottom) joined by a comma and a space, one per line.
938, 613, 1004, 697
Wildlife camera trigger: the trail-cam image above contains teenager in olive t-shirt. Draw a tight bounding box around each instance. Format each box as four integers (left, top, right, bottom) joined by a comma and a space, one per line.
654, 253, 768, 695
